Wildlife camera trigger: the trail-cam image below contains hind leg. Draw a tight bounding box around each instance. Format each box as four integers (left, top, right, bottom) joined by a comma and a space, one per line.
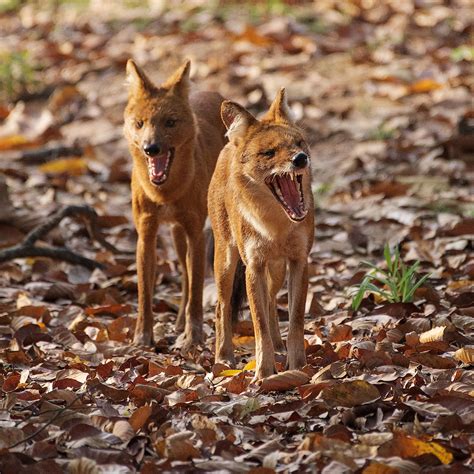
268, 259, 286, 352
214, 241, 239, 366
172, 225, 188, 333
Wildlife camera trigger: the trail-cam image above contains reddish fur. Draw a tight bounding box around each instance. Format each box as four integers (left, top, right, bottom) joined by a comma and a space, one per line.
124, 59, 226, 349
208, 89, 314, 380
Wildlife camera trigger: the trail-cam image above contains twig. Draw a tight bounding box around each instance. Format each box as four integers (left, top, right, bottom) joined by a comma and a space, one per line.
0, 244, 101, 270
0, 204, 129, 269
20, 145, 83, 165
6, 396, 81, 450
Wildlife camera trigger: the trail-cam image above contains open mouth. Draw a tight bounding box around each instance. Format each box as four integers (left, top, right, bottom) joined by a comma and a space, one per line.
265, 172, 308, 222
146, 148, 174, 185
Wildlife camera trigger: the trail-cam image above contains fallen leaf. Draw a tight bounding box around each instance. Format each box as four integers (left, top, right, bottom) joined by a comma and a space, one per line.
39, 157, 88, 176
453, 347, 474, 364
129, 405, 153, 432
259, 370, 310, 393
419, 326, 446, 344
320, 380, 380, 407
378, 431, 453, 464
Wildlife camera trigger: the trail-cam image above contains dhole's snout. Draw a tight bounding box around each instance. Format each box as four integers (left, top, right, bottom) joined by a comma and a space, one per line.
143, 142, 162, 157
292, 152, 308, 169
142, 140, 174, 186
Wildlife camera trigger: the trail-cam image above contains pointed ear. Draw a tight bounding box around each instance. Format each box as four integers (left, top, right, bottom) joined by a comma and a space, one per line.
221, 101, 257, 143
263, 88, 295, 124
126, 59, 155, 94
163, 59, 191, 97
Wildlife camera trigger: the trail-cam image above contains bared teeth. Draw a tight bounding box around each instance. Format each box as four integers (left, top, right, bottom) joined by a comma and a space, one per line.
267, 172, 308, 221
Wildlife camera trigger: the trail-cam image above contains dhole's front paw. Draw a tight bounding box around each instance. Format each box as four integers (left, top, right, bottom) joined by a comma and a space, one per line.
175, 329, 204, 355
215, 354, 236, 368
287, 352, 306, 370
132, 332, 153, 347
253, 359, 277, 382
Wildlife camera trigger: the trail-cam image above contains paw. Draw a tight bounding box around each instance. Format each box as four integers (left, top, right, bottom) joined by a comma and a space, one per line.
287, 353, 306, 370
215, 354, 236, 368
132, 332, 153, 347
252, 359, 277, 382
252, 368, 277, 384
175, 330, 203, 355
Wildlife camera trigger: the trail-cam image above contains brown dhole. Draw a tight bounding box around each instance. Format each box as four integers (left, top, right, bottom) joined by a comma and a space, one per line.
124, 59, 226, 349
208, 89, 314, 380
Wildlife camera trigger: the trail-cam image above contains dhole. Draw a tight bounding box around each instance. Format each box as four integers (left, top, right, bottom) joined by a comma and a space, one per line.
124, 59, 226, 349
208, 89, 314, 380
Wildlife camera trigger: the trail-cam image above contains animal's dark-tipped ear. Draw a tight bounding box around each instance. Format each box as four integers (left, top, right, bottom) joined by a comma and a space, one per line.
126, 59, 155, 95
221, 101, 257, 143
262, 87, 295, 125
163, 59, 191, 97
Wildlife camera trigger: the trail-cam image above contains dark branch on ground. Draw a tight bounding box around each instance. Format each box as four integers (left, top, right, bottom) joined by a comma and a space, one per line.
0, 204, 129, 269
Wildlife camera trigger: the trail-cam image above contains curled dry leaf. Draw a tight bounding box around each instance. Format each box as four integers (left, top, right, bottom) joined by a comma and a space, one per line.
259, 370, 310, 393
453, 347, 474, 364
112, 420, 135, 442
129, 405, 153, 432
68, 457, 101, 474
165, 432, 200, 461
419, 326, 446, 344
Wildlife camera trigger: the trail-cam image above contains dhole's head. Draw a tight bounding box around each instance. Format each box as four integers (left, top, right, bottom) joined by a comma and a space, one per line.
221, 89, 311, 222
124, 59, 195, 186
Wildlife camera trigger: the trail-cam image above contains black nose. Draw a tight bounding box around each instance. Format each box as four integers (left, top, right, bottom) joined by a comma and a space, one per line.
292, 152, 308, 169
143, 143, 161, 156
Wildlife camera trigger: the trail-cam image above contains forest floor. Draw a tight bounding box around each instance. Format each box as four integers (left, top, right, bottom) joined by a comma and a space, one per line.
0, 1, 472, 473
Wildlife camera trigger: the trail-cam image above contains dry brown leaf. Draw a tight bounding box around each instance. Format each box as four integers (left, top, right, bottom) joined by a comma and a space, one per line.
453, 347, 474, 364
68, 457, 100, 474
419, 326, 446, 344
378, 431, 453, 465
259, 370, 310, 393
320, 380, 380, 407
129, 405, 153, 432
112, 420, 134, 442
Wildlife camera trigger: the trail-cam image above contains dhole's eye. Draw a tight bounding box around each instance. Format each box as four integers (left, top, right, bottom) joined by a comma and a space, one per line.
135, 120, 144, 129
165, 118, 177, 128
261, 149, 276, 158
297, 140, 304, 148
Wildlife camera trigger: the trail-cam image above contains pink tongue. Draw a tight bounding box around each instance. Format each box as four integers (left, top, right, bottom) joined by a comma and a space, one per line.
150, 154, 168, 177
277, 175, 301, 211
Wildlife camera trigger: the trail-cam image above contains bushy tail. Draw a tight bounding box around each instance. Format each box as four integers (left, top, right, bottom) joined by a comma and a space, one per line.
231, 258, 246, 324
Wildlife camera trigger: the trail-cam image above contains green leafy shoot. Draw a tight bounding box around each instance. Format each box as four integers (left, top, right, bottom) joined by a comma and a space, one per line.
351, 244, 430, 311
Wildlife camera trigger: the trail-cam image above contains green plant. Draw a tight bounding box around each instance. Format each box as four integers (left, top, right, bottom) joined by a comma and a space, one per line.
0, 50, 37, 101
368, 124, 396, 141
351, 244, 430, 310
0, 0, 23, 14
450, 45, 474, 62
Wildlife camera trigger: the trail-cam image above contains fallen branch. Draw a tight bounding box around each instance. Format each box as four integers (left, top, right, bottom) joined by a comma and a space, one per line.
20, 144, 83, 165
0, 205, 128, 269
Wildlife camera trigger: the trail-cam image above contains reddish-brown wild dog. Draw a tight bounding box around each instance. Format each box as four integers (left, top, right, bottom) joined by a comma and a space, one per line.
124, 59, 226, 349
208, 89, 314, 380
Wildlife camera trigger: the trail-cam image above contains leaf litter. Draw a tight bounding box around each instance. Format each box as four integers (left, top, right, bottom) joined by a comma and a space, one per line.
0, 1, 473, 472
